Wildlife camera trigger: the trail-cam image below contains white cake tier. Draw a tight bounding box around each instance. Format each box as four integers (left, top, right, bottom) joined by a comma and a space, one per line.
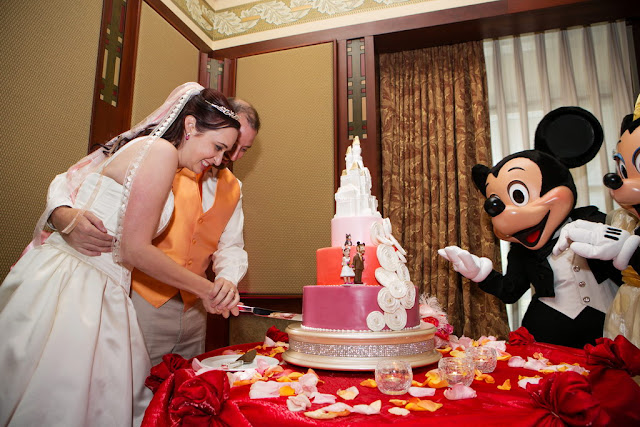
331, 215, 382, 247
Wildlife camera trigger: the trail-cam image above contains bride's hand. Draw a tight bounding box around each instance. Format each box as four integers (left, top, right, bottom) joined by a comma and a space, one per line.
204, 277, 240, 317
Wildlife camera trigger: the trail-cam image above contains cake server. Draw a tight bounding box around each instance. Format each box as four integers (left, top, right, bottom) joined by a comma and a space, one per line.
237, 304, 302, 321
224, 349, 258, 369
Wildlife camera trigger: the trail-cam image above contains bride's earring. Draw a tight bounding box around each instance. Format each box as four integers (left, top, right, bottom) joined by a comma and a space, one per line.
186, 132, 190, 140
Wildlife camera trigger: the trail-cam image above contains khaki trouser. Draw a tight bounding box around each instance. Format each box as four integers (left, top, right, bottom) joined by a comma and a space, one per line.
131, 289, 207, 366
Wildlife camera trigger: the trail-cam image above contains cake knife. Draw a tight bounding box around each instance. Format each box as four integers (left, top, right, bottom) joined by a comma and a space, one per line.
237, 304, 302, 321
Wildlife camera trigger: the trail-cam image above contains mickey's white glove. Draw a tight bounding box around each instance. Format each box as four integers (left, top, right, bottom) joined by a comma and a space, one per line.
552, 219, 640, 270
438, 246, 493, 282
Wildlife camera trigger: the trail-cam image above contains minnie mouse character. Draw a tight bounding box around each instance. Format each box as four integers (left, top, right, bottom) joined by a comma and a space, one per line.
439, 107, 623, 348
557, 96, 640, 347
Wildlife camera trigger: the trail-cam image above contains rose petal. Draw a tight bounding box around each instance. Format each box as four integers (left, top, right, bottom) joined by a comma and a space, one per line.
287, 394, 311, 412
408, 387, 436, 397
443, 384, 477, 400
389, 407, 410, 416
249, 381, 286, 399
280, 385, 296, 396
508, 356, 526, 368
311, 392, 337, 404
352, 400, 381, 415
497, 379, 511, 390
417, 400, 443, 411
337, 386, 359, 400
389, 399, 408, 407
360, 379, 377, 388
322, 402, 353, 413
304, 409, 340, 420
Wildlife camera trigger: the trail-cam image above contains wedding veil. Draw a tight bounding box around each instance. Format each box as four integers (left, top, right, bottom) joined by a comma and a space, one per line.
31, 82, 205, 264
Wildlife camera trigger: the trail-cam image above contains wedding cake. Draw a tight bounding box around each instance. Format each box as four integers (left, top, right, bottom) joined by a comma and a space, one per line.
282, 137, 440, 370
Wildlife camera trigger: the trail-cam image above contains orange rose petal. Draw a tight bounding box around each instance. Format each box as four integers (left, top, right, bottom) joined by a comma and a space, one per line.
497, 379, 511, 390
476, 373, 495, 384
288, 372, 304, 380
427, 378, 448, 388
405, 402, 429, 412
279, 385, 296, 396
408, 397, 421, 404
304, 409, 339, 420
436, 346, 452, 354
389, 399, 408, 407
337, 386, 359, 400
264, 365, 284, 376
417, 400, 443, 412
497, 352, 511, 361
540, 369, 555, 374
450, 349, 466, 358
360, 379, 377, 388
276, 376, 292, 382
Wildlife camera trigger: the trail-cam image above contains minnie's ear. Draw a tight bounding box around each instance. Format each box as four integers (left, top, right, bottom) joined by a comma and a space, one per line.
534, 106, 603, 168
472, 164, 490, 195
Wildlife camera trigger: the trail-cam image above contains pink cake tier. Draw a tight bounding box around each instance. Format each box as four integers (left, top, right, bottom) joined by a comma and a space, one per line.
331, 215, 381, 247
302, 285, 420, 331
316, 246, 381, 285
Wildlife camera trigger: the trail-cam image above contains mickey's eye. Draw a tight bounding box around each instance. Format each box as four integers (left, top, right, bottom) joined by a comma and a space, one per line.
508, 181, 529, 206
614, 154, 628, 179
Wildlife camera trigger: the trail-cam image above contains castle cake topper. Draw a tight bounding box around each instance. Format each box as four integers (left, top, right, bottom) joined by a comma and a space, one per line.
334, 136, 381, 218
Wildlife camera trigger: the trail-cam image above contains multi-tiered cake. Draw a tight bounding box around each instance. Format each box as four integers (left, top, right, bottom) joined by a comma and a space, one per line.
283, 137, 440, 371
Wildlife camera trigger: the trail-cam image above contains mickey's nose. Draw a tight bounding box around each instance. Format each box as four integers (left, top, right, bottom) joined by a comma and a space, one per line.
484, 196, 505, 217
603, 173, 623, 190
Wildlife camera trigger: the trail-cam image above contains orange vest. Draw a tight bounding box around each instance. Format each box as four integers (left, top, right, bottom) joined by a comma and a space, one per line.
131, 168, 241, 310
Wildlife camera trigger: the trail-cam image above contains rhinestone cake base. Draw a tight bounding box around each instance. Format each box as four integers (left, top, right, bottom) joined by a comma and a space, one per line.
282, 323, 441, 371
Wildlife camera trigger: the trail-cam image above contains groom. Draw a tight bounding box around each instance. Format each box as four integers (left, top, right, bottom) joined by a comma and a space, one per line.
46, 98, 260, 365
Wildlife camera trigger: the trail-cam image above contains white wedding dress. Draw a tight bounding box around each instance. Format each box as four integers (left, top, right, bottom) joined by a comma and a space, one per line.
0, 141, 174, 426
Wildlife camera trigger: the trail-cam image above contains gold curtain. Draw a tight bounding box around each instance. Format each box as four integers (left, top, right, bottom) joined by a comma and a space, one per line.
379, 41, 510, 339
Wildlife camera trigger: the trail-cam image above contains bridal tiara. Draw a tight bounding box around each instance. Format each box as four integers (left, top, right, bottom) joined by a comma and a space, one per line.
204, 99, 240, 121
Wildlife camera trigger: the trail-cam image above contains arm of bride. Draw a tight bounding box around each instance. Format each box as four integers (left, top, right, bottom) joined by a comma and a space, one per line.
112, 140, 240, 316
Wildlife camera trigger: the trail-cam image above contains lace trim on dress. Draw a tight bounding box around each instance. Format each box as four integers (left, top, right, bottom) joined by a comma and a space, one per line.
112, 88, 202, 264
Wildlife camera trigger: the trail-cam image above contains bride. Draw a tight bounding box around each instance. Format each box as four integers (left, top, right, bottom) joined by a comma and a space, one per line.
0, 83, 240, 426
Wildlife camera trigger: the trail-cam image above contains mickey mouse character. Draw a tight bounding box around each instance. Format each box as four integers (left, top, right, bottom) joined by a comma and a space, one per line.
439, 107, 623, 348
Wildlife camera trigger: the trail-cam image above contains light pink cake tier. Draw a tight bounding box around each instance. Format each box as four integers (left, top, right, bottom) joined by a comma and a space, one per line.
316, 246, 381, 285
302, 285, 420, 331
331, 215, 382, 247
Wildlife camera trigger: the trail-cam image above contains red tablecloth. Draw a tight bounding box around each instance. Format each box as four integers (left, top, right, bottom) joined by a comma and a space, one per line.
142, 329, 640, 426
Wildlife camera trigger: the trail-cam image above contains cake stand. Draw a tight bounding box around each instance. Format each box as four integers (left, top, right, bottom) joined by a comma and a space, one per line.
282, 322, 441, 371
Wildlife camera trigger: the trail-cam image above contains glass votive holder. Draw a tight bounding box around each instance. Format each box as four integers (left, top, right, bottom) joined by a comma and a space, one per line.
375, 359, 413, 395
468, 346, 497, 373
438, 356, 475, 387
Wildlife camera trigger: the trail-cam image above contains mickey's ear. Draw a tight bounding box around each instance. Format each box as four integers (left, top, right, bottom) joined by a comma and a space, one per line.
534, 106, 603, 168
472, 164, 490, 195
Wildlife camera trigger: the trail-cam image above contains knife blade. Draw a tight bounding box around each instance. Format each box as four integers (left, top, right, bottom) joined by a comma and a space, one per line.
237, 304, 302, 321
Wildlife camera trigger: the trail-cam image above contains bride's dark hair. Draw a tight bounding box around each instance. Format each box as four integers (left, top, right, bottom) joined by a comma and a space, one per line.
97, 88, 240, 154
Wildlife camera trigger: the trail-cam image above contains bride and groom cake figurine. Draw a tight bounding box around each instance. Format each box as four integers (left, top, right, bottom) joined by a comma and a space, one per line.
341, 234, 366, 284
